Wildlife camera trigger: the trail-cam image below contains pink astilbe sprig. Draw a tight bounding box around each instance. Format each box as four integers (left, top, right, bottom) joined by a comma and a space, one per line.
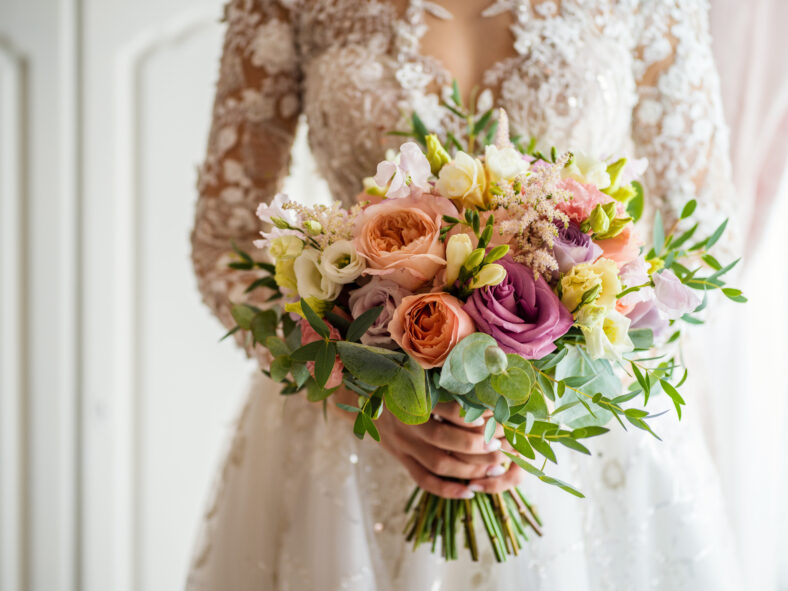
489, 154, 572, 280
282, 201, 363, 250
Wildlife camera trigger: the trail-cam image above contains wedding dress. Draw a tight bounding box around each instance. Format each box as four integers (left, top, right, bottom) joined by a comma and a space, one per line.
186, 1, 741, 589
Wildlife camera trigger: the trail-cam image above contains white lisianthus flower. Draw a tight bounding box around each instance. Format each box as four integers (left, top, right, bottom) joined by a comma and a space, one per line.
445, 233, 473, 286
436, 151, 488, 209
576, 305, 634, 361
294, 247, 342, 302
484, 145, 530, 184
320, 239, 366, 284
562, 152, 611, 189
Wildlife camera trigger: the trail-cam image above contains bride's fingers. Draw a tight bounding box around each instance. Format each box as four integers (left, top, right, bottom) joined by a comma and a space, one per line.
451, 450, 507, 467
431, 403, 484, 428
467, 461, 525, 494
416, 420, 502, 454
403, 443, 497, 480
396, 453, 474, 499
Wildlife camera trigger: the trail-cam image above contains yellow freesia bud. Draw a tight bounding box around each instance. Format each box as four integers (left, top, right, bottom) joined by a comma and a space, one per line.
425, 134, 451, 175
470, 263, 506, 288
268, 235, 303, 261
445, 233, 473, 286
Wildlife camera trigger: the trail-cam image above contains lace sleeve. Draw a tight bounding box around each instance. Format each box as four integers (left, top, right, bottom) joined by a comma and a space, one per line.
632, 0, 740, 256
191, 0, 301, 358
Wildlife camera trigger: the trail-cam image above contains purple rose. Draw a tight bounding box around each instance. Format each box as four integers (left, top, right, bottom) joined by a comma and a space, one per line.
653, 269, 701, 320
347, 277, 411, 348
552, 221, 603, 274
464, 256, 573, 359
627, 299, 670, 341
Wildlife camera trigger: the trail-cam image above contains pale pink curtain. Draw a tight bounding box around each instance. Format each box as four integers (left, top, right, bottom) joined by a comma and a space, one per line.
707, 1, 788, 588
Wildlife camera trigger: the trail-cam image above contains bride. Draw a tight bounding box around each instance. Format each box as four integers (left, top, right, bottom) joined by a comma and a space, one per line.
187, 0, 741, 589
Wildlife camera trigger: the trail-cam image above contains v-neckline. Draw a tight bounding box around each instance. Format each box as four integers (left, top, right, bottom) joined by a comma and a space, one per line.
403, 0, 524, 107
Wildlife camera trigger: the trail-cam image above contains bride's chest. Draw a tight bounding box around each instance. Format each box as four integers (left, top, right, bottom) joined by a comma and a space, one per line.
289, 0, 641, 199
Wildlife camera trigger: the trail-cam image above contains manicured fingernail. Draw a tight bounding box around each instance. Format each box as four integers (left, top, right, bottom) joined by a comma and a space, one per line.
469, 484, 483, 493
469, 418, 484, 426
486, 464, 506, 477
485, 439, 501, 451
459, 490, 474, 499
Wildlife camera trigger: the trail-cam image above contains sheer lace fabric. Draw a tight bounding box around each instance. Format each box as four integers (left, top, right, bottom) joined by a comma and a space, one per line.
187, 1, 741, 589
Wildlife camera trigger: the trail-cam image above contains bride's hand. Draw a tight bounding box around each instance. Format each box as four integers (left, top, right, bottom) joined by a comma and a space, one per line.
376, 402, 516, 499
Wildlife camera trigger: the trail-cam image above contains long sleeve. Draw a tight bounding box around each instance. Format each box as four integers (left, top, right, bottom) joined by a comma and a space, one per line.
632, 0, 741, 257
191, 0, 301, 355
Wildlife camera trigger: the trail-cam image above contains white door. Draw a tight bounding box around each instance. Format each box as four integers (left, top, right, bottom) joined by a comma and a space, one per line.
0, 2, 327, 590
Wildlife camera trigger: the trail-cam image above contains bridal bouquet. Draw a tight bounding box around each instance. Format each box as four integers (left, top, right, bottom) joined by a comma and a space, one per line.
225, 98, 744, 562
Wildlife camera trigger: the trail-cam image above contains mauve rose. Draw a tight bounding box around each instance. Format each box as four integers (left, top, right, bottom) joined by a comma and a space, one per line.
627, 299, 670, 341
463, 256, 573, 359
552, 221, 603, 274
347, 277, 411, 348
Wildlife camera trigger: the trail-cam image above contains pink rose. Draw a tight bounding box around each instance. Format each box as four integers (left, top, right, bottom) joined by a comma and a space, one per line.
388, 292, 475, 369
354, 195, 458, 290
595, 225, 643, 268
300, 319, 344, 389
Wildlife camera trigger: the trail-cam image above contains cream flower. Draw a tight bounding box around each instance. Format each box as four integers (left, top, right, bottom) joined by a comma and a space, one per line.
484, 145, 529, 184
293, 247, 342, 302
320, 239, 366, 284
562, 152, 611, 189
436, 151, 488, 209
576, 305, 634, 361
268, 235, 303, 261
560, 258, 621, 313
445, 233, 473, 286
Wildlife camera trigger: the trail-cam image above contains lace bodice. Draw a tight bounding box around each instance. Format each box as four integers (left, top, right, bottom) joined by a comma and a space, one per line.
191, 0, 736, 344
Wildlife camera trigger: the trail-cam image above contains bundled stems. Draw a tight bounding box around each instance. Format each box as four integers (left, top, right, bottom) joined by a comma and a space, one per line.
404, 486, 542, 562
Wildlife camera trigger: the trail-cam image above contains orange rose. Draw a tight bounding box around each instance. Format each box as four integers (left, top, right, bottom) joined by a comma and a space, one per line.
388, 292, 475, 369
354, 195, 458, 290
595, 226, 643, 268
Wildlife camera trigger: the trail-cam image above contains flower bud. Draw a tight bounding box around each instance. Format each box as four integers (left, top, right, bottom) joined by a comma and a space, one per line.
462, 248, 486, 272
271, 216, 292, 229
425, 134, 451, 175
445, 233, 473, 286
483, 244, 509, 264
470, 263, 506, 288
588, 204, 611, 234
484, 345, 508, 375
604, 157, 627, 192
303, 220, 322, 235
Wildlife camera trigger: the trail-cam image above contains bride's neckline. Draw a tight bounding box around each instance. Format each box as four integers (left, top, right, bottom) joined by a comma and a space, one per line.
400, 0, 563, 107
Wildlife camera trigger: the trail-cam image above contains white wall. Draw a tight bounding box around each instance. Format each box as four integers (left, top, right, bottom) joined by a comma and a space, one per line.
0, 2, 327, 590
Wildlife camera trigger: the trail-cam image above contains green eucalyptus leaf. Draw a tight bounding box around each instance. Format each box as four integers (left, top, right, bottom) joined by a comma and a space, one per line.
230, 304, 257, 330
314, 341, 336, 388
336, 341, 404, 385
346, 306, 383, 343
269, 356, 291, 382
251, 310, 278, 344
301, 298, 330, 338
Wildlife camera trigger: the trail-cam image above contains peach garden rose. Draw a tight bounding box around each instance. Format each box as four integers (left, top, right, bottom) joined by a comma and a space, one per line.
354, 195, 459, 290
388, 292, 475, 369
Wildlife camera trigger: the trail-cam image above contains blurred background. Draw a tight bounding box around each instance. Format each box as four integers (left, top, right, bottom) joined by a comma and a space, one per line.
0, 1, 785, 590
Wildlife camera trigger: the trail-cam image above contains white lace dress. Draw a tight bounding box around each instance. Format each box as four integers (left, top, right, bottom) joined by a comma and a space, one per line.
187, 1, 741, 589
